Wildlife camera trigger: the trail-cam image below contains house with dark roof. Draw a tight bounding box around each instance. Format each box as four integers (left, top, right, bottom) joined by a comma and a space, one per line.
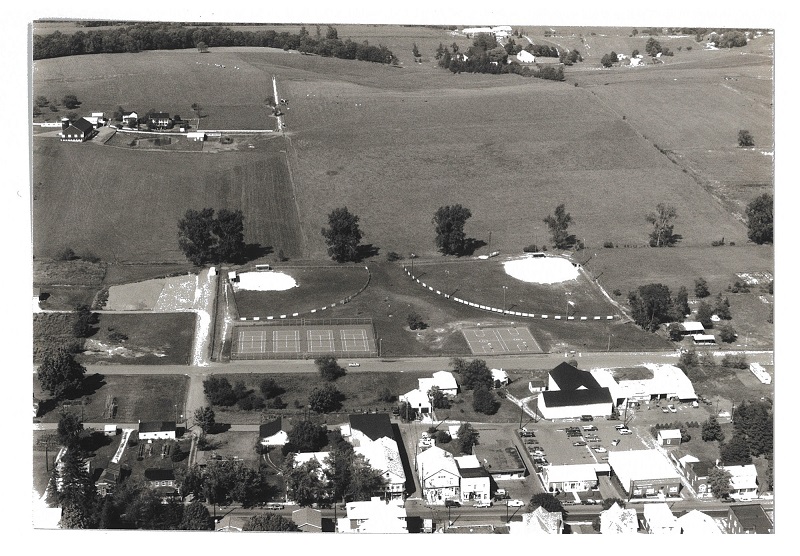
537, 363, 613, 419
138, 421, 176, 440
684, 460, 715, 498
144, 468, 177, 491
342, 414, 406, 499
471, 430, 527, 480
258, 418, 288, 447
60, 118, 94, 142
347, 413, 394, 443
96, 465, 120, 497
454, 455, 491, 502
292, 507, 322, 533
726, 504, 773, 534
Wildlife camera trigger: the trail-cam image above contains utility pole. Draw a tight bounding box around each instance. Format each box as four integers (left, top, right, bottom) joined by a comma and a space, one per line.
502, 286, 508, 313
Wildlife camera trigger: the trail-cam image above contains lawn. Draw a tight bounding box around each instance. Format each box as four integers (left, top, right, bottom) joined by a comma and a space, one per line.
78, 313, 196, 365
33, 312, 81, 362
35, 374, 190, 424
232, 264, 370, 318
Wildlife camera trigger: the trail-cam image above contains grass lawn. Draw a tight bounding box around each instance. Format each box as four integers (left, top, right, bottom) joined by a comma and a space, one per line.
199, 431, 260, 465
35, 374, 190, 424
232, 264, 370, 318
33, 312, 81, 362
78, 312, 196, 365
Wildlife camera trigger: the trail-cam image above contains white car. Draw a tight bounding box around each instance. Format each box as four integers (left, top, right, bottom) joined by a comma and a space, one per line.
348, 362, 360, 367
474, 501, 493, 508
593, 446, 607, 453
618, 428, 632, 435
614, 424, 625, 430
668, 404, 677, 413
507, 499, 525, 508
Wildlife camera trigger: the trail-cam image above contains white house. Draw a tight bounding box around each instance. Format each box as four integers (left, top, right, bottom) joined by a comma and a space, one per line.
258, 418, 288, 447
454, 455, 491, 502
138, 421, 176, 441
187, 132, 206, 141
399, 388, 431, 417
337, 497, 407, 533
516, 50, 536, 63
600, 502, 638, 534
723, 464, 758, 500
642, 503, 680, 534
122, 112, 138, 127
509, 506, 563, 534
462, 26, 494, 38
491, 368, 509, 387
343, 414, 406, 500
417, 446, 460, 505
677, 509, 722, 534
419, 371, 459, 397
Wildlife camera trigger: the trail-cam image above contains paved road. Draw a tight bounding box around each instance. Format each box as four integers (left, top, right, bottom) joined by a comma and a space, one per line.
77, 349, 774, 377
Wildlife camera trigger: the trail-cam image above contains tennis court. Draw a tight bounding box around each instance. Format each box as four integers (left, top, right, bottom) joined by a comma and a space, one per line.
461, 327, 542, 355
231, 319, 377, 360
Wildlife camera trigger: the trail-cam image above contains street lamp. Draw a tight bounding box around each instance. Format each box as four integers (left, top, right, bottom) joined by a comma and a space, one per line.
502, 286, 508, 313
379, 338, 383, 357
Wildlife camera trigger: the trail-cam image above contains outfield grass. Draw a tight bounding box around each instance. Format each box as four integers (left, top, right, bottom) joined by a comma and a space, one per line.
232, 264, 370, 318
35, 373, 190, 423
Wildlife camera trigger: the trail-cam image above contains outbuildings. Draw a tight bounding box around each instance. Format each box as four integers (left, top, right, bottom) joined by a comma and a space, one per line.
59, 117, 94, 142
138, 421, 177, 441
258, 418, 288, 447
657, 429, 682, 447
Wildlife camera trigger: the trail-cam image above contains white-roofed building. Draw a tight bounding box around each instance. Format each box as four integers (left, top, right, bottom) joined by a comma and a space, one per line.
681, 321, 705, 335
419, 371, 459, 397
600, 502, 638, 534
417, 446, 460, 505
462, 27, 493, 37
337, 496, 407, 533
454, 455, 491, 502
608, 450, 682, 499
293, 451, 330, 480
541, 463, 608, 492
509, 506, 563, 534
591, 363, 698, 405
491, 368, 509, 387
643, 503, 679, 534
722, 464, 758, 500
692, 334, 716, 345
677, 509, 722, 534
749, 363, 772, 384
516, 50, 535, 63
355, 436, 406, 500
399, 388, 431, 417
657, 429, 682, 447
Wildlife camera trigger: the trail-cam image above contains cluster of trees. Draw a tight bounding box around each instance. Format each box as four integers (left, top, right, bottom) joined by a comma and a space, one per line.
645, 38, 672, 57
646, 203, 679, 247
746, 193, 773, 244
283, 432, 386, 506
450, 358, 499, 415
455, 423, 480, 454
627, 283, 678, 332
315, 355, 347, 382
37, 348, 88, 400
33, 23, 396, 64
308, 384, 345, 413
559, 49, 582, 65
712, 31, 748, 48
203, 375, 281, 411
436, 37, 564, 81
242, 513, 299, 531
525, 44, 559, 57
285, 420, 329, 453
177, 208, 246, 266
178, 459, 264, 507
600, 51, 619, 67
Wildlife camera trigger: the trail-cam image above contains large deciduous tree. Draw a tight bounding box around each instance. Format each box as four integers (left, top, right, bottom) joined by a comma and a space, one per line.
543, 204, 573, 249
746, 193, 773, 244
456, 423, 479, 454
433, 204, 472, 255
627, 283, 673, 332
193, 406, 216, 434
707, 467, 733, 499
57, 411, 84, 450
38, 348, 86, 400
321, 207, 363, 262
179, 500, 212, 530
308, 384, 343, 413
646, 203, 678, 247
720, 432, 753, 466
287, 421, 328, 453
528, 492, 566, 517
472, 386, 498, 415
315, 355, 346, 382
455, 358, 493, 390
284, 456, 327, 506
177, 208, 246, 266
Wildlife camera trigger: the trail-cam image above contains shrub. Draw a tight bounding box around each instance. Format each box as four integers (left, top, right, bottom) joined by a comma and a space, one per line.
108, 331, 128, 344
721, 353, 748, 369
435, 430, 451, 444
407, 312, 427, 330
603, 241, 614, 248
523, 244, 539, 253
711, 238, 725, 247
386, 251, 403, 262
719, 324, 737, 343
613, 289, 622, 296
694, 278, 710, 298
378, 387, 394, 403
57, 247, 77, 261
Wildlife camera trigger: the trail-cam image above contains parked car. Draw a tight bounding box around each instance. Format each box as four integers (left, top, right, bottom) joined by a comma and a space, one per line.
445, 499, 461, 508
618, 429, 632, 435
580, 415, 594, 421
582, 425, 598, 431
668, 404, 677, 413
573, 441, 587, 447
264, 503, 284, 510
507, 499, 525, 508
661, 406, 670, 413
474, 501, 493, 508
691, 401, 699, 408
611, 439, 621, 446
520, 430, 536, 438
614, 424, 626, 430
348, 362, 360, 367
593, 446, 607, 453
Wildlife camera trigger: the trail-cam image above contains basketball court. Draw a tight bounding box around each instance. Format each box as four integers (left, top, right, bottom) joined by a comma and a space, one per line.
461, 326, 542, 355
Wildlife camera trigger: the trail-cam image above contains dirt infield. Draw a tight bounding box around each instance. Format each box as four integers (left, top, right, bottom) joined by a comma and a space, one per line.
231, 321, 377, 360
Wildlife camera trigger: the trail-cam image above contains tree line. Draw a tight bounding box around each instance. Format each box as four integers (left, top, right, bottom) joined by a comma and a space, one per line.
33, 23, 395, 64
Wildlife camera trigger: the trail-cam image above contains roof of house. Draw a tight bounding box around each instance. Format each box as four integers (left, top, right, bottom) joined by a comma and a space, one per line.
491, 368, 509, 382
543, 463, 607, 483
682, 321, 705, 332
292, 507, 322, 529
150, 112, 170, 119
417, 446, 459, 479
259, 418, 283, 438
600, 502, 638, 534
144, 468, 175, 481
511, 506, 562, 534
68, 118, 94, 133
658, 429, 683, 440
356, 437, 405, 483
722, 464, 758, 490
399, 388, 431, 408
455, 458, 490, 479
643, 503, 677, 528
349, 413, 393, 442
728, 504, 773, 533
677, 509, 721, 534
419, 371, 459, 393
686, 460, 714, 477
549, 362, 604, 391
541, 388, 613, 407
139, 421, 176, 433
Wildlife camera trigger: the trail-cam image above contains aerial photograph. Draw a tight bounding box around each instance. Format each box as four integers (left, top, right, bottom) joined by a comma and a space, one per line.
25, 4, 780, 541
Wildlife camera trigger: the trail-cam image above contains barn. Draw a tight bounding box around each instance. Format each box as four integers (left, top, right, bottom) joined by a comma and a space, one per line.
138, 421, 176, 441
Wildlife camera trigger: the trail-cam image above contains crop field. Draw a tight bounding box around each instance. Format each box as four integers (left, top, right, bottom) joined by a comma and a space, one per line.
232, 265, 370, 318
32, 131, 300, 262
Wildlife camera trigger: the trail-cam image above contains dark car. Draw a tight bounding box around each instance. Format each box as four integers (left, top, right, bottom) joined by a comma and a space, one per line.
581, 415, 594, 422
445, 499, 461, 508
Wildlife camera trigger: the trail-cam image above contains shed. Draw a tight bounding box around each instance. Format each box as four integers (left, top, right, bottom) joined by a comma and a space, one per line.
187, 132, 206, 141
104, 425, 119, 436
657, 429, 682, 447
681, 321, 705, 335
692, 334, 716, 345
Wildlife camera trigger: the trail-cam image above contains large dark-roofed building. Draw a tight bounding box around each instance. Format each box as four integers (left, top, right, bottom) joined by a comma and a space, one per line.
726, 504, 773, 534
537, 363, 613, 419
348, 413, 393, 442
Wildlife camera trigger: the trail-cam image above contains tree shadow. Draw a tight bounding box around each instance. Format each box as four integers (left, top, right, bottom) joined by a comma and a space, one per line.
210, 423, 231, 434
354, 243, 380, 262
240, 243, 273, 264
461, 238, 487, 256
74, 373, 106, 398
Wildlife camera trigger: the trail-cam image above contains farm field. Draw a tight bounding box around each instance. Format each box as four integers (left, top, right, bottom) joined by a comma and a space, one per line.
32, 131, 300, 262
34, 373, 190, 423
